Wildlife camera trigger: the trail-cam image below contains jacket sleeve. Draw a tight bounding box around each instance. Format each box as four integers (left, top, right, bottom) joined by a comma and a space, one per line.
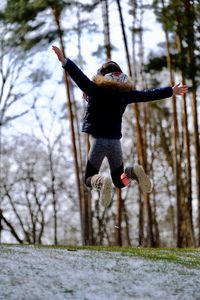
124, 87, 173, 104
62, 59, 97, 96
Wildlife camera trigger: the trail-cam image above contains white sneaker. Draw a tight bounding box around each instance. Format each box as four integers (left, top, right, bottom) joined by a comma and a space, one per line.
125, 164, 153, 193
91, 175, 112, 207
133, 164, 153, 193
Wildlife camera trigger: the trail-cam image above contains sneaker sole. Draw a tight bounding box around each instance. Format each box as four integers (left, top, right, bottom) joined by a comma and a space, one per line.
133, 164, 153, 193
100, 177, 112, 208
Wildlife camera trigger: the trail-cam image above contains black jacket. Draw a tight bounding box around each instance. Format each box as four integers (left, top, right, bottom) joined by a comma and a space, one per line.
63, 59, 173, 139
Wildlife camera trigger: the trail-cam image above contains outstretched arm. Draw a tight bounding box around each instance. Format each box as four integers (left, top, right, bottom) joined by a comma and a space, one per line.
52, 45, 96, 96
125, 82, 188, 104
125, 86, 173, 103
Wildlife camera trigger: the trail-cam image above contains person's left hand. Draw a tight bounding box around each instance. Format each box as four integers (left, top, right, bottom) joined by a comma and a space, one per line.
52, 45, 65, 64
172, 83, 188, 96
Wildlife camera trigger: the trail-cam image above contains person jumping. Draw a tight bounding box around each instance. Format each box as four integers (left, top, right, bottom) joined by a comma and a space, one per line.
52, 45, 188, 208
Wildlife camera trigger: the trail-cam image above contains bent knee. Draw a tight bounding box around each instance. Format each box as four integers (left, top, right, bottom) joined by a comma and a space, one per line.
113, 179, 126, 189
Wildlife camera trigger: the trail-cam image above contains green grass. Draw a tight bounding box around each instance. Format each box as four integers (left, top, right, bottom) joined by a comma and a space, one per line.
67, 245, 200, 268
1, 243, 200, 269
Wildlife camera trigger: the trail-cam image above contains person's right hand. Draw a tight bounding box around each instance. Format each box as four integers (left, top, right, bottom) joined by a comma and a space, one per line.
52, 45, 66, 64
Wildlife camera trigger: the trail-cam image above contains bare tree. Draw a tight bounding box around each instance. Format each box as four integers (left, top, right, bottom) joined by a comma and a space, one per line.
0, 22, 45, 241
0, 129, 78, 244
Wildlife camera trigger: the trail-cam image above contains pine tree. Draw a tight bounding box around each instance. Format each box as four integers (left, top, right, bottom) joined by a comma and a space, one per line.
152, 0, 198, 247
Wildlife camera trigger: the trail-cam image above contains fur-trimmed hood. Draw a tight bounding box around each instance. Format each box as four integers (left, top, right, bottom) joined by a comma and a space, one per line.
92, 75, 133, 92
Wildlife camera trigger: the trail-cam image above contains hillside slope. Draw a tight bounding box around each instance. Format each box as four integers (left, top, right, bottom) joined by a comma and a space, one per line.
0, 245, 200, 299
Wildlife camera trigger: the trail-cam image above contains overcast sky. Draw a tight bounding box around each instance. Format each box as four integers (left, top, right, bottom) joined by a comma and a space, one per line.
1, 0, 166, 137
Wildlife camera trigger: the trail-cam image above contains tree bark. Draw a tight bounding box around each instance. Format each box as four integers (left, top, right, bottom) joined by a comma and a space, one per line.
101, 0, 111, 60
117, 0, 154, 246
116, 0, 132, 77
160, 0, 193, 247
184, 0, 200, 245
116, 189, 122, 246
52, 5, 85, 244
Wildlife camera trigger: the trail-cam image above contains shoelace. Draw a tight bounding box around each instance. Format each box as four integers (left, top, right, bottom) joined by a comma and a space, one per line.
94, 176, 103, 190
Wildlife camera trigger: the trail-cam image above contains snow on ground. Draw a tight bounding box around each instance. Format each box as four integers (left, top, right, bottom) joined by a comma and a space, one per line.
0, 245, 200, 300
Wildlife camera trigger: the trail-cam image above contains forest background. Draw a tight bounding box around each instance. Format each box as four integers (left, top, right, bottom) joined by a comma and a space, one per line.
0, 0, 200, 248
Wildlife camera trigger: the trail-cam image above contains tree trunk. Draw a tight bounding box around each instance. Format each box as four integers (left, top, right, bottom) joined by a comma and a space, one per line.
116, 0, 132, 77
74, 7, 94, 245
117, 0, 153, 246
122, 200, 131, 246
130, 0, 138, 86
161, 0, 189, 247
52, 6, 85, 244
184, 0, 200, 245
134, 106, 145, 246
116, 189, 122, 246
191, 87, 200, 245
101, 0, 124, 246
138, 197, 144, 246
48, 146, 58, 245
101, 0, 111, 60
0, 125, 2, 243
169, 1, 195, 246
173, 2, 195, 246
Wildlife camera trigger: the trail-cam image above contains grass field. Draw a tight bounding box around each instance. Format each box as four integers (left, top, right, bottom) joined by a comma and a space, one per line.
65, 245, 200, 267
1, 244, 200, 299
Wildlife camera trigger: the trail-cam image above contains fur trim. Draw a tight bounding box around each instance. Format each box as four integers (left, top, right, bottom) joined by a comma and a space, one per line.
92, 75, 133, 91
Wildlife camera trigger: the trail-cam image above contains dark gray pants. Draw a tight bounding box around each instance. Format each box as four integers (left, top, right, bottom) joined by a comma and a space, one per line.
85, 137, 125, 188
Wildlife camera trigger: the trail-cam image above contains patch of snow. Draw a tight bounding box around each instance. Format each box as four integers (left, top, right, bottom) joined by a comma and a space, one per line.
0, 246, 200, 300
